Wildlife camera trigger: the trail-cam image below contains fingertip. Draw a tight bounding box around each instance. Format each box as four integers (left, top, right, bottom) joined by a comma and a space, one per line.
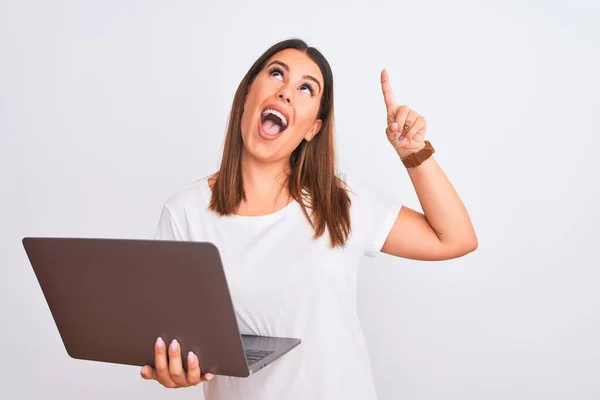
187, 351, 196, 365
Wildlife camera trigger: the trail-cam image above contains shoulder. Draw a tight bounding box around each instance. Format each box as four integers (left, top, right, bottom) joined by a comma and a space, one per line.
338, 171, 403, 257
160, 174, 214, 216
154, 174, 217, 241
338, 171, 387, 205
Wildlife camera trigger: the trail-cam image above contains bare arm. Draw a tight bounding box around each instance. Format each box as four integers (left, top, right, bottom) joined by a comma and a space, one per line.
381, 157, 477, 260
378, 69, 477, 261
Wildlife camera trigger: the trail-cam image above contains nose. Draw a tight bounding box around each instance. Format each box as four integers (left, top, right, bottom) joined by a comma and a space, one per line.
277, 86, 292, 105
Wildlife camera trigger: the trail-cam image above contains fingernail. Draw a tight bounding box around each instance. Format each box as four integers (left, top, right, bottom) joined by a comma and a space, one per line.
390, 122, 398, 132
140, 367, 145, 377
207, 373, 214, 381
394, 132, 401, 142
156, 337, 164, 349
401, 137, 408, 144
188, 351, 195, 364
170, 339, 178, 351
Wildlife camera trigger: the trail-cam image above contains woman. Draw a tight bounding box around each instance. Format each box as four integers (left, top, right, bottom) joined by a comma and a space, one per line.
140, 38, 477, 399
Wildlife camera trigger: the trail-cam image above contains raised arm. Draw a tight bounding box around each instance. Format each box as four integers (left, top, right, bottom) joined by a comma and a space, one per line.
379, 69, 477, 261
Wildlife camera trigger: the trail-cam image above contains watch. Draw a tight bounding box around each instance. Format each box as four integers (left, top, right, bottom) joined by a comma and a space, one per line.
400, 140, 435, 169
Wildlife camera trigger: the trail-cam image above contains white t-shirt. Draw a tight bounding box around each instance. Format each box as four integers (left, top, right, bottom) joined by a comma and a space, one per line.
153, 173, 402, 400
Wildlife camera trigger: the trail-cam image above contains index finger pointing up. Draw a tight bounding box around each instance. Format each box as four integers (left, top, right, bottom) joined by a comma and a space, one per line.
381, 69, 397, 121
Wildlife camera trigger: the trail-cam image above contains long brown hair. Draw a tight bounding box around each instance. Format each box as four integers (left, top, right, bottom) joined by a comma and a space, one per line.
209, 38, 351, 248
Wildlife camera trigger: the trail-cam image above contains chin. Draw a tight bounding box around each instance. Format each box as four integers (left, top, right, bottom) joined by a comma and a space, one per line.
241, 125, 292, 164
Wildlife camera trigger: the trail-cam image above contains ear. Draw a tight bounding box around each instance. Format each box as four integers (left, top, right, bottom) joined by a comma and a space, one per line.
304, 119, 323, 142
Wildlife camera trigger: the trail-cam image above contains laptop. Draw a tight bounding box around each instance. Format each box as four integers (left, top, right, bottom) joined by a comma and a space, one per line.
21, 237, 301, 377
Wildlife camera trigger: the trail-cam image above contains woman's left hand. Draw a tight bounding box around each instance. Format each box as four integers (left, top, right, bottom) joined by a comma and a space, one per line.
381, 69, 428, 158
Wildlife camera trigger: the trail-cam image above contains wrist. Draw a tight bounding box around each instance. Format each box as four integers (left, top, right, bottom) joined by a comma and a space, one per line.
396, 144, 426, 159
398, 140, 435, 169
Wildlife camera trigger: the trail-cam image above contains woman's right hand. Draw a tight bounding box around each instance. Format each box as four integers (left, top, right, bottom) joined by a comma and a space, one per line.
140, 337, 214, 388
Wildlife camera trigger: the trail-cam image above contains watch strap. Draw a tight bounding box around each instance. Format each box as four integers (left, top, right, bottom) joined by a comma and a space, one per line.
400, 140, 435, 169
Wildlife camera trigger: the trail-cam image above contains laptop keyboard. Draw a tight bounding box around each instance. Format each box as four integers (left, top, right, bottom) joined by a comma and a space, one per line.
245, 349, 274, 366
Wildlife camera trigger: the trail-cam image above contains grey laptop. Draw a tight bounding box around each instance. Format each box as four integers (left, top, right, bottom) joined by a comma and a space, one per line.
22, 237, 301, 377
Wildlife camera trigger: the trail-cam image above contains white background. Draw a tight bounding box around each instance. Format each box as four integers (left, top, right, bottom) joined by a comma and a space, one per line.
1, 0, 599, 399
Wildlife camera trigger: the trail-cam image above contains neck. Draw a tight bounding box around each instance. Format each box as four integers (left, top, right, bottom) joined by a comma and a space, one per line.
238, 149, 291, 213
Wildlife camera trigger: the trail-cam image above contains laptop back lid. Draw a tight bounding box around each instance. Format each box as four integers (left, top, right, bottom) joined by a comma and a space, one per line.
22, 237, 251, 377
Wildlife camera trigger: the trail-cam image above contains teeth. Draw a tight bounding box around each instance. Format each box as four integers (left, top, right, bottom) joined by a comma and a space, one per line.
261, 109, 288, 128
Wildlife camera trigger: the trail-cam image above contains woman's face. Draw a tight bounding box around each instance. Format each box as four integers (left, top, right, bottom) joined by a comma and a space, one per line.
240, 48, 324, 163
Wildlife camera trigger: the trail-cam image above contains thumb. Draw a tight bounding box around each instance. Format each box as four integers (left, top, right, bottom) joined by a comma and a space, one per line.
386, 121, 400, 143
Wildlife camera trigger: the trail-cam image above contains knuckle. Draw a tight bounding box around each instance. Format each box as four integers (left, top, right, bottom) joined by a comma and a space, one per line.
170, 370, 184, 380
155, 367, 170, 378
156, 369, 171, 382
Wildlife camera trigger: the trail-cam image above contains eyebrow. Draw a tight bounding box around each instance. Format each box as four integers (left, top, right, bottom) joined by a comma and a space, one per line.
267, 60, 322, 94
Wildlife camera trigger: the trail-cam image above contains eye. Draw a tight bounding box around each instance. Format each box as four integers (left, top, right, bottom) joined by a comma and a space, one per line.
299, 83, 314, 96
269, 66, 284, 80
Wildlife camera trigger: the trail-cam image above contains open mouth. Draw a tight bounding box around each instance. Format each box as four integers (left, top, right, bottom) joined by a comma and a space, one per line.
260, 108, 289, 136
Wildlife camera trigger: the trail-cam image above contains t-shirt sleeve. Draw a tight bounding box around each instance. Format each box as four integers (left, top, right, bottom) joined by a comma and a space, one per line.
154, 205, 184, 241
343, 173, 403, 258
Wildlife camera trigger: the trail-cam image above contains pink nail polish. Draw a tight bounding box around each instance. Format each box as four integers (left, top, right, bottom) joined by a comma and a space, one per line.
156, 337, 164, 349
188, 351, 195, 363
170, 339, 178, 351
